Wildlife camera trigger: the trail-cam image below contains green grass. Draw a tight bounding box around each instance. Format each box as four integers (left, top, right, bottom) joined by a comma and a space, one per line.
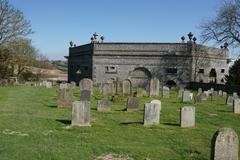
0, 86, 239, 160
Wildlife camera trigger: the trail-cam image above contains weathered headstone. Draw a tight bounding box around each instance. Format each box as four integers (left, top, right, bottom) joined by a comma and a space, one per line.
195, 95, 202, 103
226, 96, 234, 106
144, 103, 161, 126
127, 97, 139, 111
211, 91, 218, 101
80, 90, 91, 101
182, 91, 191, 102
70, 81, 76, 88
201, 92, 208, 101
97, 100, 110, 112
71, 101, 91, 126
102, 83, 113, 96
233, 92, 238, 99
204, 91, 210, 97
79, 78, 93, 92
151, 99, 161, 106
180, 106, 195, 128
58, 86, 73, 108
116, 80, 123, 96
150, 78, 160, 97
178, 88, 184, 98
162, 86, 170, 98
233, 99, 240, 114
189, 93, 193, 100
136, 88, 144, 97
223, 92, 227, 96
198, 88, 202, 95
211, 128, 239, 160
123, 79, 132, 96
218, 90, 223, 96
46, 82, 52, 88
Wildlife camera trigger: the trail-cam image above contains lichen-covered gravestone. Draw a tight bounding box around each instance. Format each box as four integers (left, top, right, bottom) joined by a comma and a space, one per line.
233, 99, 240, 114
123, 79, 132, 96
57, 85, 73, 108
182, 91, 191, 102
211, 128, 239, 160
162, 86, 170, 98
71, 101, 91, 127
116, 80, 123, 96
97, 100, 110, 112
150, 78, 159, 97
80, 90, 91, 101
79, 78, 93, 93
226, 96, 234, 106
178, 88, 184, 98
143, 102, 161, 126
136, 88, 144, 97
198, 88, 202, 95
195, 95, 202, 103
127, 97, 139, 111
101, 83, 112, 96
180, 106, 195, 128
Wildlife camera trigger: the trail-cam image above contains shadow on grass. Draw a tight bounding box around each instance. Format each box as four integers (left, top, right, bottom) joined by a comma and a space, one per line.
120, 121, 143, 125
217, 109, 232, 113
56, 119, 71, 125
114, 108, 127, 111
162, 122, 179, 126
91, 107, 97, 111
47, 105, 58, 108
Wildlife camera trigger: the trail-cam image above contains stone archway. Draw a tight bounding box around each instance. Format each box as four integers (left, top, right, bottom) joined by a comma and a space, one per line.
128, 67, 151, 87
209, 68, 217, 83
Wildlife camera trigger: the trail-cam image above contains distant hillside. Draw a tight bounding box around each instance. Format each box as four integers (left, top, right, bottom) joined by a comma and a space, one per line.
51, 60, 68, 73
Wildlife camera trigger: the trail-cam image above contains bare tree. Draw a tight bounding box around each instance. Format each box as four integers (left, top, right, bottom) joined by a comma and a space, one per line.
200, 0, 240, 47
0, 0, 33, 46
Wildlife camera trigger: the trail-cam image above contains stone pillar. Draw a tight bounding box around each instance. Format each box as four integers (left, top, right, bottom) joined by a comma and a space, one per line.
211, 128, 239, 160
180, 106, 195, 128
71, 101, 91, 127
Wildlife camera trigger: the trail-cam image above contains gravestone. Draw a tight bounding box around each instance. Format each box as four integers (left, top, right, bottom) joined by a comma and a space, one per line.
57, 86, 73, 108
201, 92, 208, 101
218, 90, 223, 96
204, 91, 210, 97
79, 78, 93, 93
70, 81, 76, 88
233, 99, 240, 114
195, 95, 202, 103
80, 90, 91, 101
189, 93, 193, 100
97, 100, 110, 112
226, 96, 234, 106
123, 79, 131, 96
223, 92, 227, 96
127, 97, 139, 111
151, 99, 161, 106
180, 106, 195, 128
198, 88, 202, 95
233, 92, 238, 99
116, 80, 123, 96
182, 91, 191, 102
211, 91, 218, 101
136, 88, 144, 97
211, 128, 239, 160
71, 101, 91, 126
178, 88, 184, 98
150, 78, 160, 97
144, 103, 161, 126
162, 86, 170, 98
46, 82, 52, 88
102, 83, 112, 96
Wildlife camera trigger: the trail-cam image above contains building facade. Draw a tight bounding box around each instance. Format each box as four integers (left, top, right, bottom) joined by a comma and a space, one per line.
67, 40, 229, 87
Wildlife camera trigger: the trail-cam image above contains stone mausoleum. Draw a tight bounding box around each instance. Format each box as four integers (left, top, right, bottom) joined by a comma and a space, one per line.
66, 32, 230, 87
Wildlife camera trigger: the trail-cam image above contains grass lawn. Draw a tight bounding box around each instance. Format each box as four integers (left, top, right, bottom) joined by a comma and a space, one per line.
0, 86, 239, 160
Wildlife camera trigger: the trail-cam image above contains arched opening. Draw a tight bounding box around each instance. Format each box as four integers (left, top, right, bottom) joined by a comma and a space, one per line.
209, 68, 217, 83
166, 80, 177, 88
129, 67, 151, 88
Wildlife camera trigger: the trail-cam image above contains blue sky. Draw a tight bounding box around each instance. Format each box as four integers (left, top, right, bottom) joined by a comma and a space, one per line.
9, 0, 223, 60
